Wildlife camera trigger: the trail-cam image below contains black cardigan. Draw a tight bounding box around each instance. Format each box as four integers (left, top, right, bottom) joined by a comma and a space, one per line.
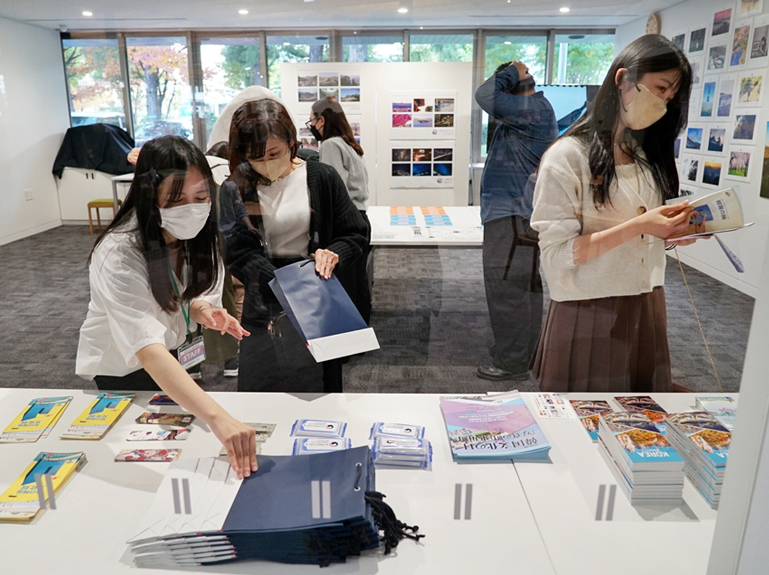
224, 161, 368, 320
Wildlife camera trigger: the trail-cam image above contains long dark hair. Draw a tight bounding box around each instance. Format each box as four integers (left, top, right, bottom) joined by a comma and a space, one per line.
229, 99, 298, 188
90, 136, 221, 314
563, 34, 691, 205
311, 97, 364, 156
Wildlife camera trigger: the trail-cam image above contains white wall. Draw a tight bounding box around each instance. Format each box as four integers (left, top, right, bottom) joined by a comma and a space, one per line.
617, 2, 769, 297
0, 17, 69, 246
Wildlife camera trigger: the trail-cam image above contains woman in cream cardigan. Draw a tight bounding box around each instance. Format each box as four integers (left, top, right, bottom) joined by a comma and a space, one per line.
531, 35, 699, 393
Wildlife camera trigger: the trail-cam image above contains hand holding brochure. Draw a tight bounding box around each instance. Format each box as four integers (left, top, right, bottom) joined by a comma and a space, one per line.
668, 188, 752, 240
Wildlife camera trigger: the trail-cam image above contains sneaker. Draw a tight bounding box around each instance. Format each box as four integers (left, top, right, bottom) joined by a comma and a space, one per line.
223, 357, 239, 378
476, 365, 529, 381
187, 364, 203, 381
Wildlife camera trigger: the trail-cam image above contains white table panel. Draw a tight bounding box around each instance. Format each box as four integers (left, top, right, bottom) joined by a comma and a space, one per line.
369, 206, 482, 247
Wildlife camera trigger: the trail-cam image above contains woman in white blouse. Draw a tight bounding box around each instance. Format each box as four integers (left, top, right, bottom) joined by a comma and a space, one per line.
76, 136, 257, 478
530, 35, 699, 393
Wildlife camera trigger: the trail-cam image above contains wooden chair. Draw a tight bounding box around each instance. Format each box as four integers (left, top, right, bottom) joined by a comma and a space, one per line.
502, 216, 540, 291
87, 199, 122, 234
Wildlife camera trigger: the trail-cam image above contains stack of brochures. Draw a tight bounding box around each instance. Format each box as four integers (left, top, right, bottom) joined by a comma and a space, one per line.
665, 412, 731, 509
694, 396, 737, 431
370, 422, 432, 468
0, 451, 87, 521
597, 412, 684, 506
60, 392, 134, 440
0, 396, 72, 442
127, 447, 422, 568
569, 400, 614, 441
439, 392, 551, 461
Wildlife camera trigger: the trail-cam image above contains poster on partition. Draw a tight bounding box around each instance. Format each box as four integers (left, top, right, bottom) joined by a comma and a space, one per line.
390, 141, 454, 188
389, 91, 457, 139
296, 114, 362, 153
296, 68, 363, 115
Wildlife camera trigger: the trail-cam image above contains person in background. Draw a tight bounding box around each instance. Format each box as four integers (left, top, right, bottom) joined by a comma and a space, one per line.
225, 97, 368, 393
531, 34, 697, 393
75, 136, 256, 478
474, 60, 558, 381
308, 97, 371, 324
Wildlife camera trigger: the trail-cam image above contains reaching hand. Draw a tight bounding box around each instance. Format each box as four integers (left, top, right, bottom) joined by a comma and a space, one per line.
195, 306, 251, 340
637, 203, 694, 240
210, 416, 258, 479
313, 249, 339, 280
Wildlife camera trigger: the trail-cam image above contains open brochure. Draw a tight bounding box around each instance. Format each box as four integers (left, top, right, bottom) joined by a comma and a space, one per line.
667, 188, 753, 240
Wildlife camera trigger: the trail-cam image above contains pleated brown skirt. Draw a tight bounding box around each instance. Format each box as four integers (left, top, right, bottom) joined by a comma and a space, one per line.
531, 286, 672, 393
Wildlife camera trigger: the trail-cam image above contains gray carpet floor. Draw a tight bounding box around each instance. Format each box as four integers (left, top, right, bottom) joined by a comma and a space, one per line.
0, 225, 754, 394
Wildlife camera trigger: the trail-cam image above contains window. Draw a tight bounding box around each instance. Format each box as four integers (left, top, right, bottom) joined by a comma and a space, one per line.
126, 36, 193, 146
199, 36, 262, 143
409, 33, 474, 62
62, 37, 126, 130
342, 34, 404, 62
481, 34, 548, 156
266, 34, 330, 95
554, 33, 615, 85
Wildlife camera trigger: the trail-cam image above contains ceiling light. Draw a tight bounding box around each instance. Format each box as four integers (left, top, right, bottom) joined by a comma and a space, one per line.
238, 9, 248, 14
420, 26, 424, 29
283, 42, 291, 46
398, 7, 409, 13
82, 10, 93, 16
245, 66, 252, 70
559, 6, 570, 13
504, 41, 512, 45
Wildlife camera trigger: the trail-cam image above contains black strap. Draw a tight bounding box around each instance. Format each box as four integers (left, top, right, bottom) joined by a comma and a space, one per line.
364, 490, 425, 554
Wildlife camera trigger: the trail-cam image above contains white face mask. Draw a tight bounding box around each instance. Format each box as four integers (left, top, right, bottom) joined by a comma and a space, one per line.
159, 202, 211, 241
619, 83, 668, 130
249, 151, 292, 182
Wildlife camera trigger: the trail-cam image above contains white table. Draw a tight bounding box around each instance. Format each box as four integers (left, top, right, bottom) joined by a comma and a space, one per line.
368, 205, 483, 247
111, 173, 134, 211
0, 389, 725, 574
0, 389, 553, 575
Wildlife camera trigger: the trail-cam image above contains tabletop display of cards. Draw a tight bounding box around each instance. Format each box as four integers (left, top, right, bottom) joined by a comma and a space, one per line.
0, 389, 730, 575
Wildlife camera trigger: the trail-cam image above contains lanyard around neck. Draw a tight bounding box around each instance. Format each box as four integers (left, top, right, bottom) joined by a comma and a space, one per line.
166, 255, 191, 334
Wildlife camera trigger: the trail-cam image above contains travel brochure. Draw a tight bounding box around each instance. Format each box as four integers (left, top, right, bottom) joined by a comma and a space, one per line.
439, 392, 551, 460
570, 400, 614, 441
0, 396, 72, 443
0, 451, 87, 521
61, 392, 134, 440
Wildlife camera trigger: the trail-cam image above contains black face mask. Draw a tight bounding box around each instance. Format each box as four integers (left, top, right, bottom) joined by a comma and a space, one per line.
309, 125, 323, 141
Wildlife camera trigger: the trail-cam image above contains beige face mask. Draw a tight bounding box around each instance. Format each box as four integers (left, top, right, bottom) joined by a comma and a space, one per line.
249, 151, 292, 182
619, 83, 668, 130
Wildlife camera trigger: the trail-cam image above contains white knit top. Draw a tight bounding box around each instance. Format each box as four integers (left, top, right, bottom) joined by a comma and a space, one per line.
530, 136, 666, 303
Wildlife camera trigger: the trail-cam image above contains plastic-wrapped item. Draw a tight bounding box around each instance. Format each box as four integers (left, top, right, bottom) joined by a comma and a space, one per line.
292, 437, 352, 455
369, 422, 425, 440
290, 419, 347, 438
372, 437, 432, 469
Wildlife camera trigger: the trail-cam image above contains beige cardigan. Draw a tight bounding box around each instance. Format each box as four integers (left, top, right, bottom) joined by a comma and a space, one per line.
531, 137, 666, 303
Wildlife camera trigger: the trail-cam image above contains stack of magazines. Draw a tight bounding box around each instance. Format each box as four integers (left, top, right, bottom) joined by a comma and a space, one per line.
597, 412, 684, 506
665, 412, 731, 509
127, 446, 422, 568
439, 392, 550, 461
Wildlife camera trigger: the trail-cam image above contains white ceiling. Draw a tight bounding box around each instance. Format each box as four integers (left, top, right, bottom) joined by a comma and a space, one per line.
0, 0, 685, 31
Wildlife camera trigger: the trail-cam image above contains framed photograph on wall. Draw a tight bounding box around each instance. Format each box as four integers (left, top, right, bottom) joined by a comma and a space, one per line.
738, 0, 764, 17
689, 55, 704, 85
716, 75, 737, 118
672, 32, 687, 51
708, 41, 729, 71
729, 21, 752, 69
701, 158, 724, 187
706, 124, 729, 154
712, 6, 734, 39
737, 70, 764, 105
689, 91, 701, 122
682, 155, 703, 183
700, 79, 719, 120
689, 27, 708, 53
724, 146, 755, 182
687, 125, 705, 151
733, 112, 758, 142
674, 137, 682, 162
760, 123, 769, 199
749, 14, 769, 67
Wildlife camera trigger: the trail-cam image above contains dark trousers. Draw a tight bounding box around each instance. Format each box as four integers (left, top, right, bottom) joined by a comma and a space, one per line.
94, 349, 180, 391
482, 215, 543, 373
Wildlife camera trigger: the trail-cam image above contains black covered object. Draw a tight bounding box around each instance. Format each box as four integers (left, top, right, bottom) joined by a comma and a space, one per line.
52, 123, 135, 178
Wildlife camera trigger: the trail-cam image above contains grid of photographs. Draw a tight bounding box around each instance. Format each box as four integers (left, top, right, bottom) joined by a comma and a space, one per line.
676, 5, 769, 193
391, 146, 454, 178
297, 72, 361, 104
391, 97, 455, 129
